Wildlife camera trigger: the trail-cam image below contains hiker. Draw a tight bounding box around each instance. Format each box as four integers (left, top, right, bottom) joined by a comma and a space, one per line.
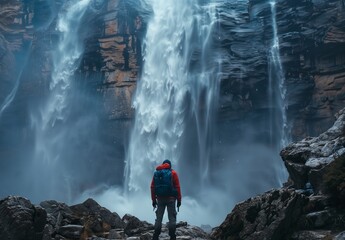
151, 159, 182, 240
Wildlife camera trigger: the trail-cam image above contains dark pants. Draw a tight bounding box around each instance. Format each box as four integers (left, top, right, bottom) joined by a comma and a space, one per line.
153, 198, 177, 239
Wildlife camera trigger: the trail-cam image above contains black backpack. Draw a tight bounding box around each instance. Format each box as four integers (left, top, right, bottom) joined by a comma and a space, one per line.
153, 168, 177, 197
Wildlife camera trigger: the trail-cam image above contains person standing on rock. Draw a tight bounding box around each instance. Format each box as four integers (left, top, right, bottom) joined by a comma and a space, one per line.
151, 159, 182, 240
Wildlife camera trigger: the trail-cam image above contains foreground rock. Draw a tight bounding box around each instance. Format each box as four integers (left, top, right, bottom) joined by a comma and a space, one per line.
281, 108, 345, 192
211, 108, 345, 239
0, 196, 209, 240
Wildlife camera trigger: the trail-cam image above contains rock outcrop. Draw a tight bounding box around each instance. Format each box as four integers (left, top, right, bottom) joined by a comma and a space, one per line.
211, 107, 345, 239
0, 196, 210, 240
211, 188, 308, 240
281, 107, 345, 192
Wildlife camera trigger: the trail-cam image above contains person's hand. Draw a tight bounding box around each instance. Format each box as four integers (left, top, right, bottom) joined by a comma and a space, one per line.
177, 201, 181, 208
152, 200, 157, 208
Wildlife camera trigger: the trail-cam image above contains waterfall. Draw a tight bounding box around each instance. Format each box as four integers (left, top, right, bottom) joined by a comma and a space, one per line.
30, 0, 91, 201
0, 41, 33, 120
124, 0, 219, 195
268, 0, 289, 183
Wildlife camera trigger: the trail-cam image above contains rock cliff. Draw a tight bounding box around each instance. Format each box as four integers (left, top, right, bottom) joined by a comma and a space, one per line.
218, 0, 345, 140
1, 0, 344, 141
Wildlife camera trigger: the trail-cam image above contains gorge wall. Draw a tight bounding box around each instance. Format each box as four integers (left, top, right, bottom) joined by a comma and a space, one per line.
0, 0, 344, 203
217, 0, 345, 141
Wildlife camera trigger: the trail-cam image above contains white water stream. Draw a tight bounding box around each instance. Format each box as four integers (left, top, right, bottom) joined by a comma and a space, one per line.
125, 0, 220, 194
31, 0, 91, 201
268, 0, 289, 183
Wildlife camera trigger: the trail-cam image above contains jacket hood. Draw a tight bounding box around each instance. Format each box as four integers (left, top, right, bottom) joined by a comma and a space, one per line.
156, 163, 171, 170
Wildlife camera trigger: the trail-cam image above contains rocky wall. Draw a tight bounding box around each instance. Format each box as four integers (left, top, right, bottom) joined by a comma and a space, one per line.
218, 0, 345, 141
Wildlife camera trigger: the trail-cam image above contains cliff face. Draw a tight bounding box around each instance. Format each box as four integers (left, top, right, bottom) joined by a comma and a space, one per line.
0, 0, 344, 142
0, 0, 144, 193
0, 0, 141, 117
217, 0, 345, 140
274, 0, 345, 139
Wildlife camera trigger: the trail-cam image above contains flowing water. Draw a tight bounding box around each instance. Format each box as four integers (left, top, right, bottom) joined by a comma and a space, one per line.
0, 41, 33, 120
30, 0, 91, 201
268, 0, 289, 183
124, 0, 220, 194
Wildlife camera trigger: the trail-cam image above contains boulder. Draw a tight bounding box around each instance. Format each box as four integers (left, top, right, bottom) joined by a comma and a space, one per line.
210, 189, 308, 240
70, 198, 124, 234
0, 196, 47, 240
122, 214, 153, 236
281, 108, 345, 191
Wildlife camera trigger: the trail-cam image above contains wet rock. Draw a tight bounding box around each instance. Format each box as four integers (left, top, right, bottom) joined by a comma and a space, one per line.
210, 189, 308, 240
40, 200, 76, 228
122, 214, 153, 236
70, 198, 124, 234
0, 195, 210, 240
335, 231, 345, 240
57, 224, 84, 239
281, 108, 345, 191
291, 230, 333, 240
305, 210, 332, 228
0, 196, 47, 240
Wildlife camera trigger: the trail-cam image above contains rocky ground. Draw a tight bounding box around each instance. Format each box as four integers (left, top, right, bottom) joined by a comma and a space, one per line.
0, 196, 210, 240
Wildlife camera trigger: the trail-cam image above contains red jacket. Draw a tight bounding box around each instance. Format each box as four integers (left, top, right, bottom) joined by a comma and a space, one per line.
150, 163, 182, 202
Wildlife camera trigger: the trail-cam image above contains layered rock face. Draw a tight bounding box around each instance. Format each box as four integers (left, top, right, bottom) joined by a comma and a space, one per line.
0, 0, 144, 192
0, 196, 210, 240
218, 0, 345, 140
211, 107, 345, 239
1, 0, 344, 145
274, 0, 345, 139
0, 0, 142, 119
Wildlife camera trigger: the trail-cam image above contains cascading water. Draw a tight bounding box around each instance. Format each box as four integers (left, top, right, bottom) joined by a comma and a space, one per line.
0, 41, 32, 119
30, 0, 91, 202
268, 0, 289, 183
120, 0, 222, 224
125, 0, 219, 192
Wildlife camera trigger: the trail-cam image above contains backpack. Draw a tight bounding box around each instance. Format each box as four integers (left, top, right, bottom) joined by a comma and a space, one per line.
153, 169, 177, 197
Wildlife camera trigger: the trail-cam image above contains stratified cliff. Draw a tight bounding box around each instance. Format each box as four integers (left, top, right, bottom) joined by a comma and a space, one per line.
218, 0, 345, 140
0, 0, 344, 203
1, 0, 344, 143
0, 0, 144, 189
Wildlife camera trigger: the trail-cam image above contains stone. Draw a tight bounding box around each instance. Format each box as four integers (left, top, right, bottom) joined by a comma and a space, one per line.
70, 198, 124, 235
122, 214, 153, 236
281, 108, 345, 191
0, 196, 47, 240
291, 230, 333, 240
305, 210, 332, 228
108, 228, 125, 239
57, 224, 84, 239
210, 188, 308, 240
334, 231, 345, 240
